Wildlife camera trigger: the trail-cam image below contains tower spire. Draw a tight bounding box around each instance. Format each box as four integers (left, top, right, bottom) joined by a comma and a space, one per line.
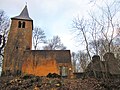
12, 5, 32, 21
26, 2, 27, 5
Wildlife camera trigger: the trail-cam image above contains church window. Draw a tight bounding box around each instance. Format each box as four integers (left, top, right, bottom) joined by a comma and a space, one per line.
18, 21, 26, 28
59, 66, 68, 77
22, 22, 25, 28
18, 21, 21, 28
16, 46, 18, 49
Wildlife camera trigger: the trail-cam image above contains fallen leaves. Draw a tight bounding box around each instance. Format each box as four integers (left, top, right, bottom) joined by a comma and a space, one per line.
0, 75, 120, 90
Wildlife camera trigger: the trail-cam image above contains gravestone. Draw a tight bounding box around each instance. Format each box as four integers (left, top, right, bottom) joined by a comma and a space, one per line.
85, 55, 105, 78
103, 52, 120, 75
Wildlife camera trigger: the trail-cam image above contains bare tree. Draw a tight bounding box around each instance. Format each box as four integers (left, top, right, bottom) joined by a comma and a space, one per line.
43, 36, 66, 50
0, 35, 6, 57
33, 27, 46, 50
73, 17, 91, 61
89, 0, 120, 53
73, 0, 120, 59
71, 51, 89, 72
71, 52, 77, 72
0, 10, 10, 66
71, 52, 80, 72
79, 51, 89, 72
88, 0, 120, 79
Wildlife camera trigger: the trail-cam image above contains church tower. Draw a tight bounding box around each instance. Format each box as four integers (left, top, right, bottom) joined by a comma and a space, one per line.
2, 5, 33, 75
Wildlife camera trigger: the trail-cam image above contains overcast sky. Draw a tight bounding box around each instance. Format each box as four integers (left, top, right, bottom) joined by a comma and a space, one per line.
1, 0, 104, 52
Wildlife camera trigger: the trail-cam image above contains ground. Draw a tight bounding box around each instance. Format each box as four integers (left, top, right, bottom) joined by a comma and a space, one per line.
0, 75, 120, 90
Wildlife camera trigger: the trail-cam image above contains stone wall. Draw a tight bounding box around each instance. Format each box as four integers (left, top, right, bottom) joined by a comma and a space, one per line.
2, 19, 32, 75
22, 50, 72, 77
22, 50, 58, 76
103, 52, 120, 75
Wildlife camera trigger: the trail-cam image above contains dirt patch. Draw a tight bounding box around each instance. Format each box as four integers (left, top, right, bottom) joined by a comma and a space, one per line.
0, 75, 120, 90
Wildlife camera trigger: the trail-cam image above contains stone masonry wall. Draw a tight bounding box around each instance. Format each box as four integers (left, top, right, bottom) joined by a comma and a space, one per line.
21, 50, 72, 77
22, 50, 59, 76
2, 19, 32, 75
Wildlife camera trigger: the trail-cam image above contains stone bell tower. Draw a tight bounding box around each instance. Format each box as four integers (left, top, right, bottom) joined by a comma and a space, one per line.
2, 5, 33, 75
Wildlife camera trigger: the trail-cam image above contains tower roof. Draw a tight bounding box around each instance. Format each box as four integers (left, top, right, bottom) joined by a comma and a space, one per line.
11, 5, 32, 21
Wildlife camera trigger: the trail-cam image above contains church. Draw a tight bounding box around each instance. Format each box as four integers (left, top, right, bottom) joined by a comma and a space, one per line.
2, 5, 72, 78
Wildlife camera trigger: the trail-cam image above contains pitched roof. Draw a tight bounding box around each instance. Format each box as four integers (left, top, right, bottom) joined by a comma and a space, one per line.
11, 5, 32, 21
24, 50, 71, 63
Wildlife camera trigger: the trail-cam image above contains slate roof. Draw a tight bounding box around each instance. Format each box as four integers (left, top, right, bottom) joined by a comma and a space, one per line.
24, 50, 71, 63
11, 5, 32, 21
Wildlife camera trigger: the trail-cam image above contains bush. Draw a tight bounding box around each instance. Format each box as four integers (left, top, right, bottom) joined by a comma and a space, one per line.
22, 74, 34, 79
46, 73, 61, 78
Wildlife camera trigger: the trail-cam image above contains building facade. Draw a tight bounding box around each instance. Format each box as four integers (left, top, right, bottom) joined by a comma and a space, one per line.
2, 6, 72, 77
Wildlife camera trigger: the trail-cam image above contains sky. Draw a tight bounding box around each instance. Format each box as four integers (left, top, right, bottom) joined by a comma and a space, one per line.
0, 0, 102, 52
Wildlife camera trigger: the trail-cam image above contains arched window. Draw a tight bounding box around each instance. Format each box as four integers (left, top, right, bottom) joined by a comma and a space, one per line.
18, 21, 21, 28
22, 22, 25, 28
18, 21, 26, 28
16, 46, 18, 49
